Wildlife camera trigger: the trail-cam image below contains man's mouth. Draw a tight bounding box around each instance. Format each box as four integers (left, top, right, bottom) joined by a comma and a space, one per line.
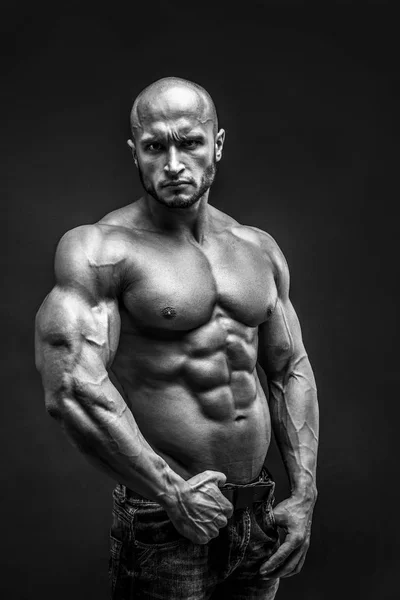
162, 180, 191, 188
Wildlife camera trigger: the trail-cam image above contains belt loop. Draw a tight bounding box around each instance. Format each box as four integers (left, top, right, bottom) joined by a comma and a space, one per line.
120, 484, 127, 504
270, 480, 276, 504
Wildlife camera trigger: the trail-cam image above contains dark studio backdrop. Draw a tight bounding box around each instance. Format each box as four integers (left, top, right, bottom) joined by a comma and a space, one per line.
2, 3, 399, 599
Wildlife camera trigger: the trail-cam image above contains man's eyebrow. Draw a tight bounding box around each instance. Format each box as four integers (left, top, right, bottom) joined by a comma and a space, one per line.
140, 129, 206, 144
140, 133, 162, 143
180, 132, 205, 139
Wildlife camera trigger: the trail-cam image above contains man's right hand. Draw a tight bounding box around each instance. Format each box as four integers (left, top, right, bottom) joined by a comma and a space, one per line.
165, 470, 234, 545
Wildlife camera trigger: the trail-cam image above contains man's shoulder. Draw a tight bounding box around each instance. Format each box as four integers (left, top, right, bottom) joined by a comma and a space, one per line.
213, 214, 289, 289
245, 225, 288, 278
56, 223, 123, 265
215, 212, 285, 268
210, 205, 285, 259
54, 219, 132, 295
57, 203, 142, 264
232, 223, 276, 250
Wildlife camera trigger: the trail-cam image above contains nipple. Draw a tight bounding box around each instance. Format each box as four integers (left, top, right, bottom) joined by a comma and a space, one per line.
161, 307, 177, 319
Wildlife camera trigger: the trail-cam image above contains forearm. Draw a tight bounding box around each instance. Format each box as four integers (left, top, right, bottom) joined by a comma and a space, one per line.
48, 375, 186, 508
268, 353, 319, 502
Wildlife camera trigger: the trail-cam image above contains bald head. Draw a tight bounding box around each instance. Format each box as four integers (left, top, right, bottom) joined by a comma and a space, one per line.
130, 77, 218, 138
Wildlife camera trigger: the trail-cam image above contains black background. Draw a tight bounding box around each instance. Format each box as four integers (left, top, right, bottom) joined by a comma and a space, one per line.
2, 3, 399, 599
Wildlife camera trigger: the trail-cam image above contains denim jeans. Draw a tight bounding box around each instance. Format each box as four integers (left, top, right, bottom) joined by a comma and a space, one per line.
109, 470, 280, 599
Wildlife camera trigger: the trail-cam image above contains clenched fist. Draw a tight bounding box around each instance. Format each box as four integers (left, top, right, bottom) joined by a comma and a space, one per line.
165, 470, 234, 544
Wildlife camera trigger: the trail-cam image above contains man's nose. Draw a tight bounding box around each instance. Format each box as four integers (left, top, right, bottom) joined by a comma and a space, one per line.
164, 147, 184, 176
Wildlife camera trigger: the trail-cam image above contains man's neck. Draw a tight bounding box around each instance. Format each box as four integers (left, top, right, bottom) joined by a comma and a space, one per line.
143, 193, 210, 244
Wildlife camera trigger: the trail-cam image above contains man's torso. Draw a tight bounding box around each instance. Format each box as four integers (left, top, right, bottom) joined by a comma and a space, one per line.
94, 202, 278, 483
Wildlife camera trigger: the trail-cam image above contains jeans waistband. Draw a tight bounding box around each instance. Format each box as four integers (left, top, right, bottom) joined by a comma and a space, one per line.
117, 466, 275, 509
220, 466, 275, 509
222, 466, 274, 489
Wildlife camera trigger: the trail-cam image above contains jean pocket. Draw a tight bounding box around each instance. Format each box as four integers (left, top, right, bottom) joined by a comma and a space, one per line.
133, 504, 184, 551
255, 501, 278, 535
109, 535, 123, 594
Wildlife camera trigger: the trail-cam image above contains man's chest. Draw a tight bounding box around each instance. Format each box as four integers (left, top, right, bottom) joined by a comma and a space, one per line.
121, 234, 277, 332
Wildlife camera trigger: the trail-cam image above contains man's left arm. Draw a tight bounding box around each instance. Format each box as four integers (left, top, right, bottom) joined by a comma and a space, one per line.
257, 241, 319, 578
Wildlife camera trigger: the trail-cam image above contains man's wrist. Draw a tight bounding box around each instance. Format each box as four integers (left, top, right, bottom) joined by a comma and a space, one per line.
153, 465, 189, 510
290, 476, 318, 504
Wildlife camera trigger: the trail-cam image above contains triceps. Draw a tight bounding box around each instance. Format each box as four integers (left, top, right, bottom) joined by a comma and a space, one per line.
258, 298, 296, 376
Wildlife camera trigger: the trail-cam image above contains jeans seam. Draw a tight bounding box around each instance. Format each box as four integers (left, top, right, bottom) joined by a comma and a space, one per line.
109, 534, 123, 594
225, 509, 252, 577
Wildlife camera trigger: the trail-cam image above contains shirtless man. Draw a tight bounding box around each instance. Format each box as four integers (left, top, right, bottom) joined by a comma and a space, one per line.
35, 77, 319, 599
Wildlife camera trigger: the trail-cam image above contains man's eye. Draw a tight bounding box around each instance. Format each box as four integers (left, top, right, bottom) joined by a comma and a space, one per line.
147, 143, 164, 152
181, 140, 200, 149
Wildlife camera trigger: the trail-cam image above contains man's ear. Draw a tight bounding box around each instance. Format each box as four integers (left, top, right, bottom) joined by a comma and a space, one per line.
215, 129, 225, 162
127, 139, 138, 166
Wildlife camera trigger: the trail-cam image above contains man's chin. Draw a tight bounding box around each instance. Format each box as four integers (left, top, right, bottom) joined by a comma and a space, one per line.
165, 199, 199, 209
154, 190, 200, 209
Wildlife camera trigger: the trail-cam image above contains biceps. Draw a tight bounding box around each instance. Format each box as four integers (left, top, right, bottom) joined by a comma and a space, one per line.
35, 286, 120, 393
78, 297, 121, 369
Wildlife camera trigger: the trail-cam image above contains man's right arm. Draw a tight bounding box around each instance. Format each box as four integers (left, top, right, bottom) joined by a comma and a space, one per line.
35, 226, 232, 542
35, 226, 186, 505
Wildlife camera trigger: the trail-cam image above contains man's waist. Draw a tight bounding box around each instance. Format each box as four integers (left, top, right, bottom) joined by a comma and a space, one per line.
119, 467, 275, 510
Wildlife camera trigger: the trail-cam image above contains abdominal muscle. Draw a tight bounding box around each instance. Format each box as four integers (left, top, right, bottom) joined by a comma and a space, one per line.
112, 313, 272, 484
120, 378, 271, 484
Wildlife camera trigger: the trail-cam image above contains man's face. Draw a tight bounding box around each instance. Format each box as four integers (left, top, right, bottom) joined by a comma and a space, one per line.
130, 89, 224, 208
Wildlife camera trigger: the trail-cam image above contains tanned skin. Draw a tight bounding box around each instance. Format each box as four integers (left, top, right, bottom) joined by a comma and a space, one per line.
35, 78, 318, 579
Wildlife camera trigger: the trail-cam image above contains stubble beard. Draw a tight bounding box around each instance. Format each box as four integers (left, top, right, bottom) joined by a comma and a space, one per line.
138, 159, 217, 209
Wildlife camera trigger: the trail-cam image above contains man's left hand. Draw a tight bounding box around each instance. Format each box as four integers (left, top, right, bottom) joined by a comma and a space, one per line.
260, 494, 315, 579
